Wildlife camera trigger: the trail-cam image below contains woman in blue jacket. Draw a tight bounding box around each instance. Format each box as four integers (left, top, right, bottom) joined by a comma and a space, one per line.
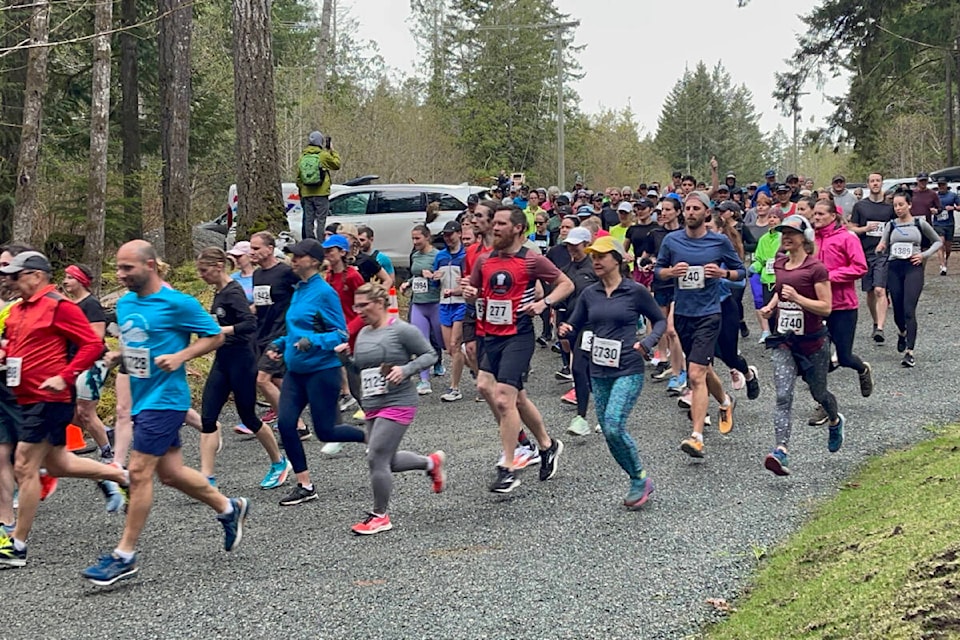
267, 239, 366, 507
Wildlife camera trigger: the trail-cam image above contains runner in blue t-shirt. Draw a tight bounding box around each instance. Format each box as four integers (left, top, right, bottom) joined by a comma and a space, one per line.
934, 178, 958, 275
81, 240, 249, 588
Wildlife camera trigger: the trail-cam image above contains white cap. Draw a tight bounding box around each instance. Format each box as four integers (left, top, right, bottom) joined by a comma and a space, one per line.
563, 227, 592, 245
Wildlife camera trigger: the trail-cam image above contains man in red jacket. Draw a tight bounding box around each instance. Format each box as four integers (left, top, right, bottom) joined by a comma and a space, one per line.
0, 251, 127, 568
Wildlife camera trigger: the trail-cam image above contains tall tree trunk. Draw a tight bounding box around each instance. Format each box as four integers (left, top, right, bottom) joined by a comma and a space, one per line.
120, 0, 141, 239
82, 0, 112, 295
316, 0, 332, 94
12, 0, 50, 246
0, 0, 30, 244
158, 0, 192, 264
233, 0, 285, 239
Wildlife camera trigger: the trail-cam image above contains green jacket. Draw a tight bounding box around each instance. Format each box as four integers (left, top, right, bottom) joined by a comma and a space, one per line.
750, 229, 782, 285
296, 145, 341, 197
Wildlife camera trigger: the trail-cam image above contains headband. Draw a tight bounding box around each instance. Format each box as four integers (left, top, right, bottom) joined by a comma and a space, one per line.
65, 264, 92, 289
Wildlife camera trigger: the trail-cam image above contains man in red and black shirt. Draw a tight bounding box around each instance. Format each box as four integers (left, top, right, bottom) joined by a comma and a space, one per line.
0, 251, 127, 567
465, 205, 574, 494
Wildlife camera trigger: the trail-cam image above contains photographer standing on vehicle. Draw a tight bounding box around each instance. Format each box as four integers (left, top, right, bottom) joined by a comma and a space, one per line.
296, 131, 341, 240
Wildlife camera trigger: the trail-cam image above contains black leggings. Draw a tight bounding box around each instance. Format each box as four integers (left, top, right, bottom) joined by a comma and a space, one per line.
732, 285, 746, 325
572, 332, 591, 418
826, 309, 865, 373
716, 295, 749, 375
201, 347, 263, 434
887, 260, 924, 350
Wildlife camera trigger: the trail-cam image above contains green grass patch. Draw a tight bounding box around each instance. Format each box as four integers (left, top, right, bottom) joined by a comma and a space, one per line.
705, 425, 960, 640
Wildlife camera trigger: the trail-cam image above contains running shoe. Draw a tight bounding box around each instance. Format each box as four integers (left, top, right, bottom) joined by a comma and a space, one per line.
539, 439, 564, 481
338, 394, 358, 411
536, 335, 550, 348
351, 513, 393, 535
0, 523, 13, 537
352, 408, 366, 421
808, 405, 829, 426
730, 369, 745, 391
746, 365, 761, 400
666, 371, 687, 396
560, 387, 577, 405
718, 397, 736, 435
873, 327, 885, 343
684, 409, 711, 426
680, 436, 705, 458
432, 362, 446, 377
901, 352, 916, 368
297, 426, 312, 441
440, 388, 463, 402
739, 322, 750, 338
82, 552, 138, 585
554, 366, 573, 381
218, 497, 249, 552
321, 442, 343, 455
567, 415, 591, 436
858, 362, 874, 398
39, 472, 58, 501
677, 389, 692, 409
260, 457, 291, 489
651, 361, 672, 382
896, 332, 907, 353
758, 330, 770, 344
234, 423, 254, 435
489, 467, 520, 493
427, 451, 446, 493
764, 449, 790, 476
0, 536, 26, 567
261, 409, 278, 423
208, 476, 218, 488
940, 265, 947, 276
513, 444, 541, 469
416, 380, 432, 395
624, 477, 654, 509
97, 480, 124, 514
550, 341, 562, 354
594, 423, 602, 433
828, 414, 845, 453
279, 483, 317, 506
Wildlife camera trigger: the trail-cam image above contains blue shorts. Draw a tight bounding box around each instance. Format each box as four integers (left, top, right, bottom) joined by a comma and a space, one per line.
439, 303, 467, 327
653, 288, 674, 308
133, 409, 187, 456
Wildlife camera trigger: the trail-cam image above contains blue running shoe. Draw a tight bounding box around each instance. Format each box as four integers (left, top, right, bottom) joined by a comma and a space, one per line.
764, 448, 791, 476
82, 552, 138, 585
98, 480, 124, 514
666, 370, 687, 396
828, 413, 845, 453
624, 477, 654, 509
432, 362, 446, 377
218, 497, 249, 552
260, 457, 291, 489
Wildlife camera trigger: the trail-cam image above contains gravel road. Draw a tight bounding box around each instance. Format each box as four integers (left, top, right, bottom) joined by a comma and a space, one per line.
7, 264, 960, 640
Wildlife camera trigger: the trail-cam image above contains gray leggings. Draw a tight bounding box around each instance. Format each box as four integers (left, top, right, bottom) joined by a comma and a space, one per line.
366, 416, 428, 514
771, 343, 838, 448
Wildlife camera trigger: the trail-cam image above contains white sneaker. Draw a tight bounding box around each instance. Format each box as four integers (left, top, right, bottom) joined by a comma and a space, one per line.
321, 442, 343, 455
594, 423, 602, 433
440, 388, 462, 402
730, 369, 745, 391
417, 380, 432, 395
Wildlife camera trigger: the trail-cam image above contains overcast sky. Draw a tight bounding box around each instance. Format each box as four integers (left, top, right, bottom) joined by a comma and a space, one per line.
352, 0, 848, 137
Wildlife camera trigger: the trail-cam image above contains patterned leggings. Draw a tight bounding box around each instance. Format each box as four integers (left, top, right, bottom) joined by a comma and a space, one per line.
592, 374, 646, 480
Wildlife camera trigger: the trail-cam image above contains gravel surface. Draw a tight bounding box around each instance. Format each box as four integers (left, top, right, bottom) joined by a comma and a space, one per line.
7, 265, 960, 640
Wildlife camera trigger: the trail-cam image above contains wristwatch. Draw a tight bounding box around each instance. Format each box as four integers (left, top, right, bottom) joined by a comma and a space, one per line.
543, 296, 553, 307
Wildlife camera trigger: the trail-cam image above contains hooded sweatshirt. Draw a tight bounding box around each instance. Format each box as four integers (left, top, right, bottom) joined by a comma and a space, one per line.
272, 273, 347, 373
296, 132, 341, 197
750, 229, 782, 286
815, 220, 867, 311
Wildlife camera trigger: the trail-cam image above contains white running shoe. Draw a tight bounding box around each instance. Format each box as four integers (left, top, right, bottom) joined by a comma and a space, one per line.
321, 442, 344, 455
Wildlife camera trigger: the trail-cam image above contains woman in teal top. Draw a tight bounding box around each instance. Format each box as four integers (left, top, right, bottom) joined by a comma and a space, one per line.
400, 224, 442, 394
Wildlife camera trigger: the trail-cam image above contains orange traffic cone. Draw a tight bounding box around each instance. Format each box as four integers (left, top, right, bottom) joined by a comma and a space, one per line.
65, 424, 87, 452
388, 287, 399, 320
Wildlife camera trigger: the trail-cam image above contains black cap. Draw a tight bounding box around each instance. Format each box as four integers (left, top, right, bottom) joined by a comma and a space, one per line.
785, 173, 799, 182
467, 194, 479, 205
634, 198, 654, 209
776, 183, 791, 193
284, 238, 325, 261
917, 172, 929, 180
442, 220, 462, 234
0, 250, 52, 274
832, 175, 846, 183
717, 184, 730, 192
717, 200, 742, 214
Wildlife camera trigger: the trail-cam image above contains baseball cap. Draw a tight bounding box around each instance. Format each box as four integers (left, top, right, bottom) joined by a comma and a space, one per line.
917, 172, 930, 180
786, 173, 799, 182
747, 182, 759, 189
617, 202, 633, 214
585, 236, 625, 258
646, 189, 659, 197
285, 238, 327, 261
0, 250, 52, 274
776, 183, 791, 193
726, 172, 736, 179
467, 194, 479, 205
319, 234, 350, 253
937, 176, 948, 183
832, 175, 846, 183
227, 240, 252, 256
764, 169, 777, 179
775, 214, 813, 237
563, 227, 592, 245
576, 205, 594, 217
717, 200, 742, 214
635, 198, 654, 209
717, 184, 730, 193
442, 220, 462, 234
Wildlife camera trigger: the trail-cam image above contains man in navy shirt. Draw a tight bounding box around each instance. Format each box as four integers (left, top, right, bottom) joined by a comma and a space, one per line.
655, 192, 746, 459
934, 177, 958, 275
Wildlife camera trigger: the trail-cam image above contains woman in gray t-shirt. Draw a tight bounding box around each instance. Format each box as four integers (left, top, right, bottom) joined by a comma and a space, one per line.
340, 282, 443, 536
401, 225, 442, 395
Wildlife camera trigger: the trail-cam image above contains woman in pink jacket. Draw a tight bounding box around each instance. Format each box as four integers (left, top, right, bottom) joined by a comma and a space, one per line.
813, 199, 873, 401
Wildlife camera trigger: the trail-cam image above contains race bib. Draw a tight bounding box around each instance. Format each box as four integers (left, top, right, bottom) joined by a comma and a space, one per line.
253, 285, 273, 307
764, 258, 775, 275
591, 336, 622, 368
579, 330, 594, 352
123, 346, 151, 379
890, 242, 913, 259
777, 308, 804, 334
485, 299, 512, 325
5, 356, 22, 387
937, 211, 950, 222
678, 265, 705, 290
360, 367, 387, 399
866, 225, 885, 238
411, 277, 429, 294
